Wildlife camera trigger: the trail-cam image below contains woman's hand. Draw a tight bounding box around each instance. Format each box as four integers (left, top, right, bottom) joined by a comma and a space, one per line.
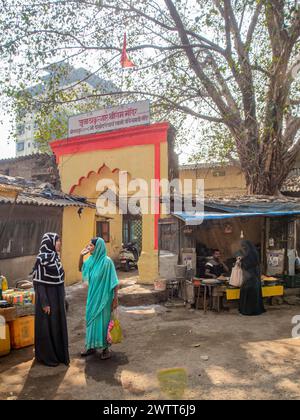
112, 298, 118, 311
81, 247, 90, 256
43, 306, 51, 315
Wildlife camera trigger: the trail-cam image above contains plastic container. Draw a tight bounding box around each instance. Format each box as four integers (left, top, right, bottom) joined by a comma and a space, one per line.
0, 324, 11, 357
9, 316, 34, 349
154, 278, 167, 291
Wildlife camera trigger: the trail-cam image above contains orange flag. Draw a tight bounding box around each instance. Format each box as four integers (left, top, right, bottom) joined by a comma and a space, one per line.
120, 33, 135, 68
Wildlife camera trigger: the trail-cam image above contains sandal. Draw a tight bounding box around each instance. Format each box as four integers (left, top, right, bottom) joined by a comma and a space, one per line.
100, 349, 112, 360
81, 348, 96, 357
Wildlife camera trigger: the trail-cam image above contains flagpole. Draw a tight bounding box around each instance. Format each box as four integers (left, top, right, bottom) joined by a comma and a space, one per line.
121, 67, 124, 105
120, 31, 135, 105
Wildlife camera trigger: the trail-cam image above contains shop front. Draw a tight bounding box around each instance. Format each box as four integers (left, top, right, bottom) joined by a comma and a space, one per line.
159, 197, 300, 309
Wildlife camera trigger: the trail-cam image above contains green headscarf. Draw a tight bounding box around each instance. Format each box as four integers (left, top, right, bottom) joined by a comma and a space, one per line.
83, 238, 119, 327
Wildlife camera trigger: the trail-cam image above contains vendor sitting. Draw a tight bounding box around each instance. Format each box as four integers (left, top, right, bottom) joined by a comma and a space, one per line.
205, 249, 229, 279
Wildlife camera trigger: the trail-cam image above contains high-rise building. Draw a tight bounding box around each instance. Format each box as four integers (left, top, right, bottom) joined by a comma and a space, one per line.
15, 64, 117, 157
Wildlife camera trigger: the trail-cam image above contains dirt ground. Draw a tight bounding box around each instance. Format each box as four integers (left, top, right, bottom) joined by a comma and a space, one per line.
1, 277, 300, 400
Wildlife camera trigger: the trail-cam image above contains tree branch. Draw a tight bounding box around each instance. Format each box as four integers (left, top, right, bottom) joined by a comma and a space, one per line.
164, 0, 241, 137
33, 88, 224, 123
246, 0, 264, 47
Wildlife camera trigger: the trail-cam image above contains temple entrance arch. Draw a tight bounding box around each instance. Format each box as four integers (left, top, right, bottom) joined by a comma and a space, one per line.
51, 122, 172, 284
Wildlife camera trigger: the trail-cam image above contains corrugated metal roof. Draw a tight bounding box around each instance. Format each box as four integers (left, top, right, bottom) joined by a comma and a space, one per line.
0, 194, 93, 207
0, 174, 94, 208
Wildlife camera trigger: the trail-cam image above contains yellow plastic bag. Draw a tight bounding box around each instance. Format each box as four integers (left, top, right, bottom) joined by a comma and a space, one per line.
110, 317, 123, 344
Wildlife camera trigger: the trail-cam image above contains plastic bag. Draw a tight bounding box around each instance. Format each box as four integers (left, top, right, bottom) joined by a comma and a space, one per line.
229, 257, 244, 288
107, 312, 123, 344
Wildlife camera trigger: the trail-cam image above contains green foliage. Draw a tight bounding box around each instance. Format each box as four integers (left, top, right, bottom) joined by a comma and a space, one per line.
0, 0, 299, 172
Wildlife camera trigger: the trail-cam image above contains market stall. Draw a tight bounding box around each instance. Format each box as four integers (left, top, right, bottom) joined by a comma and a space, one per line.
0, 277, 35, 357
159, 196, 300, 311
189, 275, 284, 313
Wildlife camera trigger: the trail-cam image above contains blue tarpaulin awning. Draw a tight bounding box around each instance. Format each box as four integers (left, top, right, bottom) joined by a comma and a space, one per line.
203, 201, 300, 214
173, 201, 300, 225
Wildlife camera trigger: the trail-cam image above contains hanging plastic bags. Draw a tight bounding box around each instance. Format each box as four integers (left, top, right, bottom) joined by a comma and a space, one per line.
229, 257, 244, 288
107, 311, 123, 344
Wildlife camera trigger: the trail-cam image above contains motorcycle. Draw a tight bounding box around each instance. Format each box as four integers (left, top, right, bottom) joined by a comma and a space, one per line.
119, 242, 139, 271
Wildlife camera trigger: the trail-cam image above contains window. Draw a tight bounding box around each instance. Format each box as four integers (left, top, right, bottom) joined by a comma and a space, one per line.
16, 142, 24, 152
96, 221, 110, 243
212, 170, 226, 177
16, 124, 25, 136
122, 215, 142, 251
27, 142, 31, 148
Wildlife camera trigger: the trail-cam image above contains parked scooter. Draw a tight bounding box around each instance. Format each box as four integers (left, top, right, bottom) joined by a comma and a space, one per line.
119, 242, 139, 271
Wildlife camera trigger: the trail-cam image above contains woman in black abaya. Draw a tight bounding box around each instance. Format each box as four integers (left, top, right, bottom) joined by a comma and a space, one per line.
239, 240, 265, 316
32, 232, 69, 366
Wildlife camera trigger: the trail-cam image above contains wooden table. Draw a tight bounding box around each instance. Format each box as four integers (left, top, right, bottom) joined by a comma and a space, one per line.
192, 279, 224, 313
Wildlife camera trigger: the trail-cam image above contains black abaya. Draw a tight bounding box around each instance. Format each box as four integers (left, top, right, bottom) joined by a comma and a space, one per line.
32, 233, 69, 367
34, 283, 69, 366
239, 240, 265, 316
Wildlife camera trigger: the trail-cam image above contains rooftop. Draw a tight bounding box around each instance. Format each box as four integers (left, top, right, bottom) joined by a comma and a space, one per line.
179, 161, 240, 171
173, 195, 300, 224
0, 152, 51, 163
0, 174, 94, 208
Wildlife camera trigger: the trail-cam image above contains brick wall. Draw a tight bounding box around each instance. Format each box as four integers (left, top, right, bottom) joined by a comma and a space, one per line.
0, 154, 61, 189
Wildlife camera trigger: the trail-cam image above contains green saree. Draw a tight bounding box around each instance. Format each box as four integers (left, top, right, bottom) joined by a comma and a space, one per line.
82, 238, 119, 350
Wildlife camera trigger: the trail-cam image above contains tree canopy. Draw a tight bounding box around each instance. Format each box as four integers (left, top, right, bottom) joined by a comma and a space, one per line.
1, 0, 300, 194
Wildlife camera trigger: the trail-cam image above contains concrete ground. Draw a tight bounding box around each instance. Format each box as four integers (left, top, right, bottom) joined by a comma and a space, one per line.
1, 272, 300, 400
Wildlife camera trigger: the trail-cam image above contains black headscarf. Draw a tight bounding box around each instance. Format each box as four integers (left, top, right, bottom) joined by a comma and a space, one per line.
240, 240, 260, 270
32, 232, 65, 285
91, 238, 99, 246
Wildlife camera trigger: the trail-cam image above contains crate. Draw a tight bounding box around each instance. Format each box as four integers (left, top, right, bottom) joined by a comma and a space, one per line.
0, 306, 16, 322
226, 286, 284, 300
9, 316, 34, 349
15, 304, 35, 318
262, 285, 284, 297
226, 288, 240, 300
0, 324, 11, 357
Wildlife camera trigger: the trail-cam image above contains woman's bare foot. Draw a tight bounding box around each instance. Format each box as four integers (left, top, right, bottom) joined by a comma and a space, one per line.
80, 348, 96, 357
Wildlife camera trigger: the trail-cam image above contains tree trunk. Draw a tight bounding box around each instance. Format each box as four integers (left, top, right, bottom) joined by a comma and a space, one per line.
242, 143, 293, 196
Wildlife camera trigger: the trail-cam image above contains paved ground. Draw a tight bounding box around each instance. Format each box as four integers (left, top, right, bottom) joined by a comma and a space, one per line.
1, 274, 300, 400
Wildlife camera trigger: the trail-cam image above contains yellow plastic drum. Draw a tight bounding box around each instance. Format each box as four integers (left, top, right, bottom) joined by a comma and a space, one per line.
0, 323, 11, 357
10, 316, 35, 349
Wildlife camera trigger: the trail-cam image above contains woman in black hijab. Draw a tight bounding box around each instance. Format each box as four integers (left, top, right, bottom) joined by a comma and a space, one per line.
239, 240, 265, 316
32, 232, 70, 366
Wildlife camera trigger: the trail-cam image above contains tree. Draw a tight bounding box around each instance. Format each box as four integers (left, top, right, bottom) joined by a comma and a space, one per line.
1, 0, 300, 195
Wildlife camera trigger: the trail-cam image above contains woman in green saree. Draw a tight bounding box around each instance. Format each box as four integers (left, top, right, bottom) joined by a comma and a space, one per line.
79, 237, 119, 359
